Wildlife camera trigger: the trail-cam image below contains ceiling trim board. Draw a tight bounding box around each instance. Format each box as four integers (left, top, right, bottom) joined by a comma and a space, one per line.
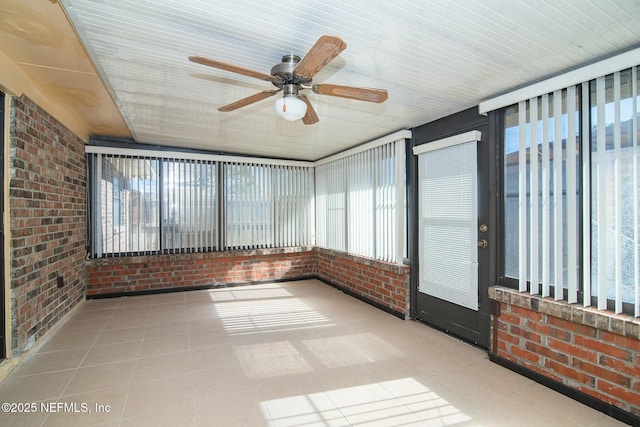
314, 129, 412, 167
479, 47, 640, 114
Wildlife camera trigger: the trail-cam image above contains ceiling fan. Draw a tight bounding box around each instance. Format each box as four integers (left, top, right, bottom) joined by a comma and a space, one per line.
189, 35, 388, 124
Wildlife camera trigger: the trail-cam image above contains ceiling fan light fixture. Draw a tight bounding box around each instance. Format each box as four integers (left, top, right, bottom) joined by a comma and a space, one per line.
275, 95, 307, 121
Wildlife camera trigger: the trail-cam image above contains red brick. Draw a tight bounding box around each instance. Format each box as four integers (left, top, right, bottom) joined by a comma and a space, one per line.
599, 355, 640, 378
599, 331, 640, 352
547, 337, 597, 363
572, 359, 630, 388
598, 380, 640, 407
574, 336, 633, 361
525, 341, 569, 364
545, 359, 595, 386
511, 345, 541, 364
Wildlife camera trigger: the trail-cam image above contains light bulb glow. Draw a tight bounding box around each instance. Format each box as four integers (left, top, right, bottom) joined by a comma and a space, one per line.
275, 95, 307, 121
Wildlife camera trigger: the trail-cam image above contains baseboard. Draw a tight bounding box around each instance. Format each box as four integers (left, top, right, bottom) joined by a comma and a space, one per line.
315, 277, 406, 320
85, 275, 316, 299
86, 275, 408, 321
489, 353, 639, 426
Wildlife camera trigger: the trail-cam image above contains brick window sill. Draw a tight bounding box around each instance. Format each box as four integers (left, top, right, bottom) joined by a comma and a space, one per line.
489, 286, 640, 340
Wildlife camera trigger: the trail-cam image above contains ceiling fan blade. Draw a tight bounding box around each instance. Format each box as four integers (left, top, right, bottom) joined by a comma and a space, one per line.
300, 96, 319, 125
312, 84, 388, 103
294, 35, 347, 79
218, 90, 280, 112
189, 56, 278, 83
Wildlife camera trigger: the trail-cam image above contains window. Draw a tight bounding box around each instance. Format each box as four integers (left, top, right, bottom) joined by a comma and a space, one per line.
162, 159, 216, 253
590, 68, 640, 313
88, 148, 312, 257
315, 138, 406, 263
503, 89, 581, 299
502, 66, 640, 315
224, 163, 311, 249
94, 155, 160, 256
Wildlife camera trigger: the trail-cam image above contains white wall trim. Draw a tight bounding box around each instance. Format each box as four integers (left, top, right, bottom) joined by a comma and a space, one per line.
479, 47, 640, 114
412, 130, 482, 155
314, 129, 412, 167
85, 145, 314, 167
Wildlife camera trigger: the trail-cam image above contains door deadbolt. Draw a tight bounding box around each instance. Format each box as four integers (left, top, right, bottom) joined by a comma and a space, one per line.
479, 224, 488, 232
477, 239, 488, 249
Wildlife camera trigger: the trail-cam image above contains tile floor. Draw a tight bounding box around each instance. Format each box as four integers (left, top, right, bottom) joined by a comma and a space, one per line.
0, 279, 627, 426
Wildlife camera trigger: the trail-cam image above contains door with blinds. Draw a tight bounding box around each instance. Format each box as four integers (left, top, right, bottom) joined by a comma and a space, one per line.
412, 110, 492, 348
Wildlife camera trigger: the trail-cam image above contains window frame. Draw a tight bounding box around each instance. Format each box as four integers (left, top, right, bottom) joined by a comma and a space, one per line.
498, 67, 640, 316
86, 143, 314, 258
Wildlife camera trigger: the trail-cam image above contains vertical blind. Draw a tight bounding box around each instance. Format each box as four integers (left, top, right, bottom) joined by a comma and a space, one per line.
513, 89, 580, 301
505, 65, 639, 316
590, 68, 639, 315
224, 162, 311, 249
93, 155, 160, 257
88, 149, 313, 257
163, 159, 217, 254
315, 138, 406, 263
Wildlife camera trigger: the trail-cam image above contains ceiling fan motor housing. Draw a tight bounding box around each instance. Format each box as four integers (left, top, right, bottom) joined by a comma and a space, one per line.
270, 55, 311, 88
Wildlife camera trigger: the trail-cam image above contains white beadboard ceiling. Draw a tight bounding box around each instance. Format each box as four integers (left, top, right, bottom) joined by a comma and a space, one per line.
33, 1, 640, 160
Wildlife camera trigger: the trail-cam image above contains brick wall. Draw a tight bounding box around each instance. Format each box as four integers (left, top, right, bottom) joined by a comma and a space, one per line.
9, 95, 87, 356
315, 247, 410, 318
86, 246, 411, 318
86, 247, 316, 296
489, 286, 640, 418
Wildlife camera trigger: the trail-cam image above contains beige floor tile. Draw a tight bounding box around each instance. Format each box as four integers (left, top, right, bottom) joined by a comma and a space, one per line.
149, 300, 182, 314
58, 319, 108, 335
114, 305, 152, 318
82, 298, 122, 311
0, 406, 49, 427
38, 331, 98, 353
186, 317, 226, 334
261, 389, 351, 427
94, 326, 146, 346
189, 328, 234, 349
13, 348, 89, 377
81, 341, 142, 367
133, 351, 191, 382
146, 310, 188, 326
62, 360, 136, 396
186, 305, 221, 321
69, 309, 115, 323
103, 314, 150, 331
193, 364, 257, 402
118, 295, 155, 307
123, 372, 194, 419
196, 389, 271, 427
0, 280, 629, 427
0, 369, 75, 402
144, 320, 188, 339
153, 291, 186, 304
139, 334, 189, 358
190, 345, 239, 372
120, 402, 196, 427
42, 384, 128, 427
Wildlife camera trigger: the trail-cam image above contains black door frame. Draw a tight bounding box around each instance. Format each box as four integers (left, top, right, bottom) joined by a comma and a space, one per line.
408, 106, 498, 348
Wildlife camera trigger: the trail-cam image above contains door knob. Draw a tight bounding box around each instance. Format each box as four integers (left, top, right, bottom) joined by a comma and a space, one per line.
477, 239, 488, 249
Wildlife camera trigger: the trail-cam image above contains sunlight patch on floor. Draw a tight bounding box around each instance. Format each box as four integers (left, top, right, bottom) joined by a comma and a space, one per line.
261, 377, 473, 426
302, 333, 404, 368
234, 341, 313, 379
